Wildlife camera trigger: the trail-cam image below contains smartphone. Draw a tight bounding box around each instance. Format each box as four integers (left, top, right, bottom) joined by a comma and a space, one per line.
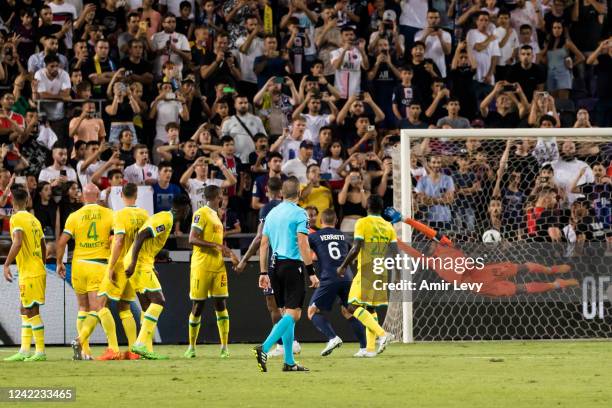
165, 92, 176, 100
367, 125, 375, 132
274, 77, 285, 84
222, 87, 236, 94
15, 176, 26, 185
502, 84, 516, 92
320, 173, 332, 180
6, 143, 13, 151
357, 92, 364, 100
60, 170, 67, 177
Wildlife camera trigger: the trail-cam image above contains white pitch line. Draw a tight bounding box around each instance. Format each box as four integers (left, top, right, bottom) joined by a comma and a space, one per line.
464, 355, 557, 359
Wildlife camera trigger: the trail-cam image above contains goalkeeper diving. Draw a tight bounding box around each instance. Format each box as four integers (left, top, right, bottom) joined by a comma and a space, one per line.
384, 208, 578, 297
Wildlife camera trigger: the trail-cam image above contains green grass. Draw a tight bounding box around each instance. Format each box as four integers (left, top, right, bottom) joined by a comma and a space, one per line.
1, 341, 610, 408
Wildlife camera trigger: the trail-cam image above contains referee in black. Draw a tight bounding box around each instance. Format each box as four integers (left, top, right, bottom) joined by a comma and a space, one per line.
253, 177, 320, 372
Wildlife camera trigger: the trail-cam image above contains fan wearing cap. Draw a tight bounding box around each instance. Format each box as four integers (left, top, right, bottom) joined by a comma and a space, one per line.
281, 140, 317, 184
368, 10, 405, 60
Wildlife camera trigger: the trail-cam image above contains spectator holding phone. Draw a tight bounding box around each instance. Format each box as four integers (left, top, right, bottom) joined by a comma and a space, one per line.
236, 16, 264, 99
330, 26, 369, 99
69, 101, 106, 145
180, 156, 234, 213
150, 82, 189, 160
254, 76, 299, 136
314, 5, 342, 77
38, 142, 77, 185
480, 81, 529, 127
106, 70, 141, 146
151, 13, 191, 79
118, 13, 150, 60
254, 34, 290, 90
338, 169, 369, 233
200, 32, 241, 100
369, 10, 405, 60
414, 9, 451, 77
291, 93, 337, 144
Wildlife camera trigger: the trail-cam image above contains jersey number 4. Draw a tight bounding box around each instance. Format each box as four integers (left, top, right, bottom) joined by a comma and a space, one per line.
87, 222, 99, 241
328, 241, 341, 260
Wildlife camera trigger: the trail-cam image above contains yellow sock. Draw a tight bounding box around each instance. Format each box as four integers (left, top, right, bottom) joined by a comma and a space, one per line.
20, 315, 32, 353
353, 307, 385, 337
29, 315, 45, 353
77, 311, 91, 355
365, 312, 379, 352
136, 304, 163, 347
79, 312, 99, 343
139, 314, 153, 351
119, 310, 137, 349
215, 309, 229, 347
98, 308, 119, 352
188, 313, 201, 348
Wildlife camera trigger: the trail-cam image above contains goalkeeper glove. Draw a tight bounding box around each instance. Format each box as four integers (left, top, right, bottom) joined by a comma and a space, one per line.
383, 207, 403, 224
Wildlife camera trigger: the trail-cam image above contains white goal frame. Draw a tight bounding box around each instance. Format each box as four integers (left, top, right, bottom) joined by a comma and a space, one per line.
396, 127, 612, 343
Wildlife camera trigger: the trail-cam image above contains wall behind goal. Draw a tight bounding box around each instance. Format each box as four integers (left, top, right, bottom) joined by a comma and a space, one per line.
0, 263, 364, 345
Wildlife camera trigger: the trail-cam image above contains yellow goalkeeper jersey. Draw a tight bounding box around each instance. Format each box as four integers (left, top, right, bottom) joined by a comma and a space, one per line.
354, 215, 397, 275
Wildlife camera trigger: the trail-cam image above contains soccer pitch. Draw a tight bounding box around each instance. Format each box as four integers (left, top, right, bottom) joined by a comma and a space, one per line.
1, 341, 610, 408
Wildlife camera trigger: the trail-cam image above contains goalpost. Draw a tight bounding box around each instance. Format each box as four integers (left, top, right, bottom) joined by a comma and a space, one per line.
384, 127, 612, 343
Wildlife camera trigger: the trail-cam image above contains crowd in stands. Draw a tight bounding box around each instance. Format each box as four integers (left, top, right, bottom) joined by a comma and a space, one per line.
0, 0, 609, 251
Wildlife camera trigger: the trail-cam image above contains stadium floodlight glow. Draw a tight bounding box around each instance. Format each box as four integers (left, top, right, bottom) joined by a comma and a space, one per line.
383, 127, 612, 344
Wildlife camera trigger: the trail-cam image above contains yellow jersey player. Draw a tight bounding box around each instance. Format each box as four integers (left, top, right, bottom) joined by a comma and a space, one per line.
184, 185, 233, 359
337, 196, 395, 357
56, 184, 116, 360
3, 188, 47, 362
97, 183, 149, 360
125, 194, 191, 360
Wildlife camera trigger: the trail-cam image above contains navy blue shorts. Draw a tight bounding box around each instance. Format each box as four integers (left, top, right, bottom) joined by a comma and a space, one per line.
309, 280, 351, 312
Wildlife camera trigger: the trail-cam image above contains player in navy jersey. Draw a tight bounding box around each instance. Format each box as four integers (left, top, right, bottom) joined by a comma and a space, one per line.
236, 177, 302, 356
307, 209, 367, 357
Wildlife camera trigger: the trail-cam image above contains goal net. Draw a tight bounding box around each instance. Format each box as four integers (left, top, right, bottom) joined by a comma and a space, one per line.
383, 128, 612, 342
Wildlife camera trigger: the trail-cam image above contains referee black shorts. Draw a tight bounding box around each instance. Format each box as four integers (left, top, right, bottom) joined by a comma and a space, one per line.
270, 259, 306, 309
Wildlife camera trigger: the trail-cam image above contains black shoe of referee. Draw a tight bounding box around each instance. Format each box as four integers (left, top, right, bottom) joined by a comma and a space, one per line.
282, 363, 309, 372
253, 345, 267, 372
